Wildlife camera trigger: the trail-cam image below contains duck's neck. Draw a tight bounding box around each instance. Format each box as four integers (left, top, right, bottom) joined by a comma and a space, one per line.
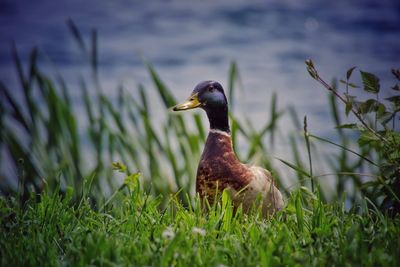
205, 106, 230, 133
202, 129, 235, 162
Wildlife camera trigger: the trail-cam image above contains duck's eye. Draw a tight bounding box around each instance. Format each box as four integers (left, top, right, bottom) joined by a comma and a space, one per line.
208, 87, 214, 92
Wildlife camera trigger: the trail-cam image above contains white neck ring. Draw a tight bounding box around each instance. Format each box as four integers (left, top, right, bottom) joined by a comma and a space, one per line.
209, 129, 231, 137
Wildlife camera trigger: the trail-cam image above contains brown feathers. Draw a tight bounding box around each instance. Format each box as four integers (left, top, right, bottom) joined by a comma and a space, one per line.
196, 130, 284, 216
196, 131, 251, 197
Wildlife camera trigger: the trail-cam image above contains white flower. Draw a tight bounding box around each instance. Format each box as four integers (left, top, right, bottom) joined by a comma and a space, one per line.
191, 227, 206, 236
162, 226, 175, 240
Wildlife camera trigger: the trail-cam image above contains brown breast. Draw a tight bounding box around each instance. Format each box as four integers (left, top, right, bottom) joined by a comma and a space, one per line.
196, 131, 253, 201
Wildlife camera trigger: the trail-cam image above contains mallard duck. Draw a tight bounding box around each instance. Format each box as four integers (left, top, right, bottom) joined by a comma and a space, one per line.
173, 81, 284, 216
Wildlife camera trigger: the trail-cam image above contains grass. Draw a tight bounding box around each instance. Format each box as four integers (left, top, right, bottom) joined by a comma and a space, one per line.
1, 184, 399, 267
0, 21, 381, 206
1, 21, 399, 266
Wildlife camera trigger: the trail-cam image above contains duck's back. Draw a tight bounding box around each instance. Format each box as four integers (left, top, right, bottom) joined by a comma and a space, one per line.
240, 165, 284, 216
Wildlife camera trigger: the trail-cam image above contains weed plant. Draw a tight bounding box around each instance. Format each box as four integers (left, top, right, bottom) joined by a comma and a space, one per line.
306, 60, 400, 214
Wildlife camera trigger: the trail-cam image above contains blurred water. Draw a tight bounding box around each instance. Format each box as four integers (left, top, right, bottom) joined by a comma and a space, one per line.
0, 0, 399, 157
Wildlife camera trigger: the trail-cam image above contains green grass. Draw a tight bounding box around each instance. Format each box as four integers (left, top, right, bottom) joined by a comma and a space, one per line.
1, 185, 399, 267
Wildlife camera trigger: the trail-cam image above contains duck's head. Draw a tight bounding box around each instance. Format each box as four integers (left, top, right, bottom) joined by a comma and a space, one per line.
173, 81, 230, 133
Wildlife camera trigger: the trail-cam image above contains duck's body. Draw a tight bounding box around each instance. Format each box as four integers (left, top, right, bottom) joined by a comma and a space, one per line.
196, 129, 252, 198
173, 81, 283, 216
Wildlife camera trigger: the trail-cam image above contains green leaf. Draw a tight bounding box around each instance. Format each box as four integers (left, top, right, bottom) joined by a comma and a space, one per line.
345, 101, 353, 116
339, 80, 360, 89
346, 66, 357, 80
344, 93, 356, 116
295, 193, 304, 232
378, 112, 394, 125
193, 113, 205, 141
377, 103, 386, 114
228, 60, 241, 110
335, 123, 358, 129
348, 83, 359, 88
352, 100, 364, 112
358, 131, 381, 148
360, 70, 380, 93
359, 99, 380, 114
66, 18, 87, 53
0, 82, 31, 132
124, 172, 141, 191
146, 62, 176, 108
309, 134, 378, 166
276, 157, 311, 178
221, 189, 233, 231
112, 162, 127, 173
385, 95, 400, 107
344, 93, 356, 100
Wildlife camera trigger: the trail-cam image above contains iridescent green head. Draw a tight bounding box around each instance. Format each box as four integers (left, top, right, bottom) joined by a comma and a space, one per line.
173, 81, 230, 132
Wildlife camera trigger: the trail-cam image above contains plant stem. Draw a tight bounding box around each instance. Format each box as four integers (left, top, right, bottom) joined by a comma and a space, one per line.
303, 116, 314, 192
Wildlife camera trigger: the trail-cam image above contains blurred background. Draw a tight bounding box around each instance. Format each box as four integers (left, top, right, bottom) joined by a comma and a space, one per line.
0, 0, 399, 203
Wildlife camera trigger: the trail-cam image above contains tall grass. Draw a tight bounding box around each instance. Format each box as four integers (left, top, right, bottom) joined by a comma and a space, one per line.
0, 21, 382, 208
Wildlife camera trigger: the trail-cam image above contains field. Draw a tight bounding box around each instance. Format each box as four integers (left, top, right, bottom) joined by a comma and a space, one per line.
1, 23, 399, 266
1, 185, 399, 266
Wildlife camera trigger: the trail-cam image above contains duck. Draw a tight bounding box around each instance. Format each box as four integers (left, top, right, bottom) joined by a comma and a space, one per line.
172, 81, 284, 217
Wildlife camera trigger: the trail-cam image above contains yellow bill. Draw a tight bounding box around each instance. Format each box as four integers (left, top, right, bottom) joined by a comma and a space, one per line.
172, 93, 201, 111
